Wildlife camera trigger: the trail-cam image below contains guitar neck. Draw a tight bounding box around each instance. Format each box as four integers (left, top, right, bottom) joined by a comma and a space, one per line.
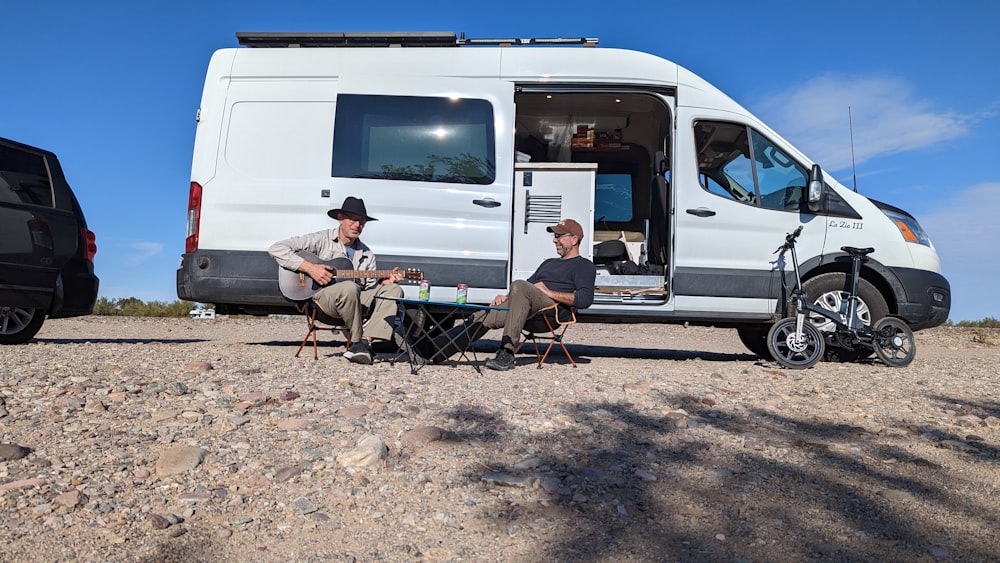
335, 269, 398, 280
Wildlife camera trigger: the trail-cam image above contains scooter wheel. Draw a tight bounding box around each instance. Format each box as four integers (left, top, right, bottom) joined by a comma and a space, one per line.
767, 318, 825, 369
871, 317, 916, 367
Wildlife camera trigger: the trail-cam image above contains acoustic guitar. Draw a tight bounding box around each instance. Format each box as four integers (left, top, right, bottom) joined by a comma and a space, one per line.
278, 251, 423, 301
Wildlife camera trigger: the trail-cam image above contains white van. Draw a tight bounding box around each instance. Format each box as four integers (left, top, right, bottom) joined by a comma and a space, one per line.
188, 308, 216, 319
177, 32, 950, 360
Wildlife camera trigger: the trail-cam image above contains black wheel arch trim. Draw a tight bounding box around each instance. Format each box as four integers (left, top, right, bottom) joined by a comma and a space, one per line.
797, 252, 950, 329
797, 252, 905, 313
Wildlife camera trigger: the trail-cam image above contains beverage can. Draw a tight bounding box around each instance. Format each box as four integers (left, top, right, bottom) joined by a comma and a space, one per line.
419, 279, 430, 301
456, 283, 468, 304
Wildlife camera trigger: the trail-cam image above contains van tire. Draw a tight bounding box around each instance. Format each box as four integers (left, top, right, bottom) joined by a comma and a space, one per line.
0, 307, 46, 344
737, 325, 774, 360
800, 273, 889, 362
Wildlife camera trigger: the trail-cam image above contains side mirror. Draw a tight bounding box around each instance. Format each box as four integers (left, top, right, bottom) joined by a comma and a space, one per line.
807, 164, 824, 213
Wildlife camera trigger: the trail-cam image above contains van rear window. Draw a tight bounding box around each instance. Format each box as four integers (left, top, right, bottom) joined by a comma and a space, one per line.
332, 94, 496, 185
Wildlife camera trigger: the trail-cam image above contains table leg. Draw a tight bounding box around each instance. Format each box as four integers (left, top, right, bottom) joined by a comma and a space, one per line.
389, 304, 431, 374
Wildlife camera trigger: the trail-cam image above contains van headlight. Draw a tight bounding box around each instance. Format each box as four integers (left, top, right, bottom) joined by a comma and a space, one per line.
883, 209, 931, 246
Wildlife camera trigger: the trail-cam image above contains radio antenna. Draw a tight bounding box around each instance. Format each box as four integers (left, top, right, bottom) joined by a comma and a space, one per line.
849, 106, 858, 192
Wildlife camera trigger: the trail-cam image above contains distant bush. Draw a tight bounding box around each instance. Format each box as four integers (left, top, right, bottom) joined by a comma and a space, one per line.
94, 297, 199, 317
945, 316, 1000, 328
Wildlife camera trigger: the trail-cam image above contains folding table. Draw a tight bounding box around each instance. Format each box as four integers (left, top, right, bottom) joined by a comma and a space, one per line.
382, 297, 507, 374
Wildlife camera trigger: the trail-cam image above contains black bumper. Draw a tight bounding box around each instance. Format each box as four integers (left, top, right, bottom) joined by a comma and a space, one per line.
889, 267, 950, 330
177, 250, 291, 314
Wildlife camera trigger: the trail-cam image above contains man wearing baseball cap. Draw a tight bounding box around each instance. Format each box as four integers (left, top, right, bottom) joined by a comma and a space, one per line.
427, 218, 596, 371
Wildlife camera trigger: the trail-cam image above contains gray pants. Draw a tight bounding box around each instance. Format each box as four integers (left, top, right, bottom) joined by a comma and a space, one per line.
313, 282, 403, 342
430, 280, 555, 360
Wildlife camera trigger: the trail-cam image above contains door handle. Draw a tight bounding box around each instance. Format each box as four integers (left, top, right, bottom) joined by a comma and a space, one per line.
473, 198, 501, 208
686, 207, 716, 217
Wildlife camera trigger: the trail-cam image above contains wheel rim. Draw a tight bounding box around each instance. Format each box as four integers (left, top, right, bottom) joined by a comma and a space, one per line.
873, 319, 915, 366
770, 320, 823, 368
810, 291, 870, 332
0, 307, 34, 335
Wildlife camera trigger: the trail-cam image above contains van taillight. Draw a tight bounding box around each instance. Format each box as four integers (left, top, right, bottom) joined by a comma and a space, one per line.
186, 182, 202, 253
80, 228, 97, 262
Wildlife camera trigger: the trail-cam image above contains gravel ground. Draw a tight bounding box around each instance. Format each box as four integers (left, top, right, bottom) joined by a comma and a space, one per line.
1, 316, 998, 562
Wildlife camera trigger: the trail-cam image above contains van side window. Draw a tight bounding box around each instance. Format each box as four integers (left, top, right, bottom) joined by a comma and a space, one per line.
0, 145, 54, 207
751, 130, 809, 211
694, 122, 756, 204
694, 121, 808, 211
332, 94, 496, 185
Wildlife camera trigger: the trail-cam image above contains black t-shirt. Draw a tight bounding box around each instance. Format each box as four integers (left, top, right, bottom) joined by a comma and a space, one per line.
527, 255, 596, 309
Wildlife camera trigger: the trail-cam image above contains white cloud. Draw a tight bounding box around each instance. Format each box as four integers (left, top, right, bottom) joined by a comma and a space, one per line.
124, 241, 164, 265
754, 75, 973, 172
917, 182, 1000, 322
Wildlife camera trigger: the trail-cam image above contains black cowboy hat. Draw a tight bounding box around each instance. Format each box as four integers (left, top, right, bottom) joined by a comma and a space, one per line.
327, 196, 377, 222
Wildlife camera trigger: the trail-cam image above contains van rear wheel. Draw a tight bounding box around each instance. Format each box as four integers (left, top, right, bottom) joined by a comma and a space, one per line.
800, 273, 889, 362
0, 307, 46, 344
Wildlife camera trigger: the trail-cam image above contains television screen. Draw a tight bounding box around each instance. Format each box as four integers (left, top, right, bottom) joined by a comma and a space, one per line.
595, 173, 633, 222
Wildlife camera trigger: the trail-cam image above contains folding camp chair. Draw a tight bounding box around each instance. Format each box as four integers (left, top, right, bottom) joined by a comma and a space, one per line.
294, 300, 352, 359
516, 303, 578, 368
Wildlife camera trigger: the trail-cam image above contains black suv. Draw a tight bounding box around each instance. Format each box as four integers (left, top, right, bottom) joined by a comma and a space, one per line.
1, 137, 99, 343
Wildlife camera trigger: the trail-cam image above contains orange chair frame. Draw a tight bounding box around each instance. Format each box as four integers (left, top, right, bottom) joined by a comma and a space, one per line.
294, 301, 352, 359
516, 303, 577, 368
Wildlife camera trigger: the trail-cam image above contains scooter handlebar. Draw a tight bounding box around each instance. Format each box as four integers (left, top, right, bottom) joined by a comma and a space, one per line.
774, 225, 804, 254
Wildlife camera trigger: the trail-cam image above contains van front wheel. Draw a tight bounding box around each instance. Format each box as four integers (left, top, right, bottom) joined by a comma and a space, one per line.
800, 273, 889, 362
737, 325, 774, 360
0, 307, 46, 344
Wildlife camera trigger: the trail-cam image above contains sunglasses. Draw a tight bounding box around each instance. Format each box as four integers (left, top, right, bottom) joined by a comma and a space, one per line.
551, 233, 575, 239
339, 213, 367, 224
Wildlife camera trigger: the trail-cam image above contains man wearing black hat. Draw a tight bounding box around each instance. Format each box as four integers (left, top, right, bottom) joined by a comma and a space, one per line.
427, 218, 595, 371
269, 196, 405, 364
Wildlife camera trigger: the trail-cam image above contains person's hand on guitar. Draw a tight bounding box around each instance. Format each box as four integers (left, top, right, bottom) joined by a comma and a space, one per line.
382, 267, 405, 285
298, 260, 335, 286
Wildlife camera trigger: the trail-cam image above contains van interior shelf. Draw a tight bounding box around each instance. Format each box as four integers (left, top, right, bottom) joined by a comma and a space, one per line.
571, 147, 625, 153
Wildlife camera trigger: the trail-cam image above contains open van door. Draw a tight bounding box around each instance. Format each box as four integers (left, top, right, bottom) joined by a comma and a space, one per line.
331, 75, 516, 301
673, 116, 825, 316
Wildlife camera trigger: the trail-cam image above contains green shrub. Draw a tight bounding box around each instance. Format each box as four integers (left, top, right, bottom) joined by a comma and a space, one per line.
93, 297, 202, 317
950, 316, 1000, 328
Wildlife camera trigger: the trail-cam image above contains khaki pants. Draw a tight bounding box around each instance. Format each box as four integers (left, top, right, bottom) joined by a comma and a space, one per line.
429, 279, 555, 360
313, 282, 403, 342
479, 280, 556, 350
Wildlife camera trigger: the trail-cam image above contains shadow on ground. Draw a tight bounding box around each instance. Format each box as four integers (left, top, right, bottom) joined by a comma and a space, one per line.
250, 338, 755, 365
442, 397, 999, 561
32, 338, 207, 345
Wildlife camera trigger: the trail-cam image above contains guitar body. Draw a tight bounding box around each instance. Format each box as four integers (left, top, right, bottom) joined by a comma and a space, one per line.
278, 251, 422, 301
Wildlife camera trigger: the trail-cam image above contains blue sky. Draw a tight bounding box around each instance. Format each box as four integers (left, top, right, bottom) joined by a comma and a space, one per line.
2, 0, 997, 322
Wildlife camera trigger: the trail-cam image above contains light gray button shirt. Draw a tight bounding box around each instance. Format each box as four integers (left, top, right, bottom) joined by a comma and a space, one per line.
268, 229, 379, 290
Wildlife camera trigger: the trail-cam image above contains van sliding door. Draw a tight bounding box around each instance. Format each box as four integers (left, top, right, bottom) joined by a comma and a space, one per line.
332, 75, 515, 302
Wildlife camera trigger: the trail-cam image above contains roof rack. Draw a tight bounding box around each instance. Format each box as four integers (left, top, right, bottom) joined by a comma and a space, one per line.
235, 32, 599, 49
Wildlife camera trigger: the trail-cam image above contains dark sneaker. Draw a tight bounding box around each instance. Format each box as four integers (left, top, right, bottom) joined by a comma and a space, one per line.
484, 348, 515, 371
346, 341, 372, 365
